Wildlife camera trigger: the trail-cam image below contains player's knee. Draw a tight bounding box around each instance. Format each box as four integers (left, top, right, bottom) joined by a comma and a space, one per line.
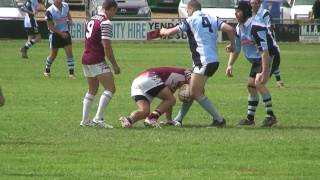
190, 91, 201, 99
88, 89, 98, 96
107, 87, 116, 94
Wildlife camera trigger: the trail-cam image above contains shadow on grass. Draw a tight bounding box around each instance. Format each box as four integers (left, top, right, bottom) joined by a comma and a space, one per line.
147, 124, 320, 130
5, 172, 65, 177
0, 141, 56, 146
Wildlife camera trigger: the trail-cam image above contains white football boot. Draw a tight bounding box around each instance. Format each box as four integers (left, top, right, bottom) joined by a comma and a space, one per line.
144, 118, 161, 128
119, 117, 133, 128
80, 120, 94, 127
93, 118, 113, 129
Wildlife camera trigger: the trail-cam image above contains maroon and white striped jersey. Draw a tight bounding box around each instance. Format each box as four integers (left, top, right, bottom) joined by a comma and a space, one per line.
138, 67, 190, 91
82, 13, 113, 65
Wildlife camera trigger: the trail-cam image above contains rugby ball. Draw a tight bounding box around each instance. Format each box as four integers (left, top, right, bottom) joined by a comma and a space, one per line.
178, 84, 191, 102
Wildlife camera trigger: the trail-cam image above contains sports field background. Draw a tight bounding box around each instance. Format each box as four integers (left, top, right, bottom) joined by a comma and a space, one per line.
0, 40, 319, 179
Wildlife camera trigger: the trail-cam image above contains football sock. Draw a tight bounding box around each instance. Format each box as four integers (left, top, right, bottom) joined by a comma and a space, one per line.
82, 93, 94, 121
196, 96, 223, 122
273, 69, 281, 81
95, 90, 113, 120
247, 95, 259, 121
262, 92, 275, 117
173, 100, 193, 122
24, 39, 35, 50
67, 57, 75, 75
45, 57, 53, 73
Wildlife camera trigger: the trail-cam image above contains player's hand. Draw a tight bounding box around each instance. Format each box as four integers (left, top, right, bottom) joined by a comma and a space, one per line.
60, 32, 69, 39
255, 72, 268, 84
160, 28, 167, 36
112, 64, 120, 74
226, 65, 233, 77
226, 44, 235, 53
67, 20, 73, 27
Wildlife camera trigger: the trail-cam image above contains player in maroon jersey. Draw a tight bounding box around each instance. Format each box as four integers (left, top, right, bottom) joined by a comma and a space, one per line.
80, 0, 120, 128
119, 67, 191, 128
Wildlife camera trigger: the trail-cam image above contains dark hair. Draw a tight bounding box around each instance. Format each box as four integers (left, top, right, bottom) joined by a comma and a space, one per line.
249, 0, 261, 3
188, 0, 201, 11
235, 1, 252, 20
102, 0, 118, 10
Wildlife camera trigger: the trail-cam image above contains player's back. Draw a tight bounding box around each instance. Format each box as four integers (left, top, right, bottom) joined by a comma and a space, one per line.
140, 67, 187, 90
181, 11, 223, 65
82, 14, 112, 65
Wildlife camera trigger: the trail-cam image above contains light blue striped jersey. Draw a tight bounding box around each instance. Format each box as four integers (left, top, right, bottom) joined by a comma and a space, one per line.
256, 7, 272, 28
177, 11, 224, 66
45, 2, 70, 32
21, 0, 38, 28
255, 7, 280, 51
252, 9, 279, 55
235, 17, 261, 63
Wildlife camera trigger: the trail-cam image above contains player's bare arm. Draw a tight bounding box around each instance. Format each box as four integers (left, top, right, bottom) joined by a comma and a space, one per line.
102, 39, 120, 74
256, 50, 270, 84
226, 51, 240, 78
160, 27, 180, 36
221, 24, 236, 52
67, 12, 73, 27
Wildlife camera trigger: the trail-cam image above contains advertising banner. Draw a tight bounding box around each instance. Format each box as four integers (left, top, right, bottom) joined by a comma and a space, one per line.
69, 20, 222, 42
299, 23, 320, 43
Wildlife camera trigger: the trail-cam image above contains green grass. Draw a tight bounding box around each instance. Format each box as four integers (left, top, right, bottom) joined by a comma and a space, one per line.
0, 40, 320, 179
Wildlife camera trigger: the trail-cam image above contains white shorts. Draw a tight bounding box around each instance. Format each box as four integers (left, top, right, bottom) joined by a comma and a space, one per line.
82, 62, 111, 77
131, 75, 164, 102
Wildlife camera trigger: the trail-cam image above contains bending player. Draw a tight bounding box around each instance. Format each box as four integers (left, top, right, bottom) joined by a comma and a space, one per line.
119, 67, 191, 128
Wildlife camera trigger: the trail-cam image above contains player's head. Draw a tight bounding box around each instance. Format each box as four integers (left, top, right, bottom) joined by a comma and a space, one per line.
235, 1, 252, 23
186, 0, 201, 17
249, 0, 261, 14
102, 0, 118, 18
53, 0, 63, 6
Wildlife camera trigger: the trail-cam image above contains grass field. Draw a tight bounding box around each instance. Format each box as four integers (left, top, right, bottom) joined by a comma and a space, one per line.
0, 40, 320, 179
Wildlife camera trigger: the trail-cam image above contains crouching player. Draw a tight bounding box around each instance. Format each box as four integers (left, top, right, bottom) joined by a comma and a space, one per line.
226, 1, 277, 127
119, 67, 191, 128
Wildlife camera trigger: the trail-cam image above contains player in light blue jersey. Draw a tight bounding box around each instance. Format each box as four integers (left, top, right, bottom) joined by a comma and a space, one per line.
20, 0, 41, 59
160, 0, 235, 128
251, 0, 284, 88
226, 1, 277, 127
43, 0, 75, 79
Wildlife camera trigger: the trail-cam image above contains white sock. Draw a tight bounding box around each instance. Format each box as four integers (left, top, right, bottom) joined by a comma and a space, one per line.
95, 90, 113, 120
82, 93, 94, 121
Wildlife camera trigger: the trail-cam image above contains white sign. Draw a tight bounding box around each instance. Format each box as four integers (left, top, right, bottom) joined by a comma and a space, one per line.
299, 24, 320, 43
69, 20, 223, 42
70, 21, 85, 40
112, 21, 147, 40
